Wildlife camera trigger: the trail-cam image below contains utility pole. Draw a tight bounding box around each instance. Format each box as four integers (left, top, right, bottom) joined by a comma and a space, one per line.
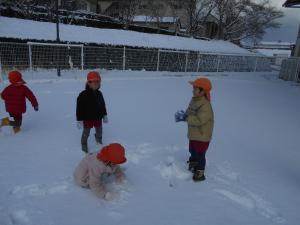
56, 0, 61, 76
282, 0, 300, 57
294, 25, 300, 57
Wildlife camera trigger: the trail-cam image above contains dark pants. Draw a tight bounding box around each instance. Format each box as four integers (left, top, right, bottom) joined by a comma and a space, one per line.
189, 149, 206, 170
189, 140, 210, 170
81, 126, 102, 146
9, 113, 22, 128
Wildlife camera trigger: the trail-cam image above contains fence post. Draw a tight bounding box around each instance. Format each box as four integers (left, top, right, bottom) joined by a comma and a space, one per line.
123, 46, 126, 71
254, 57, 258, 72
28, 43, 33, 71
81, 45, 84, 71
196, 52, 201, 72
185, 52, 189, 72
157, 49, 160, 71
216, 55, 221, 72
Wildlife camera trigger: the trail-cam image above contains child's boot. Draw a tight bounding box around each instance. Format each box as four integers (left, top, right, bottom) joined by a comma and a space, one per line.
0, 117, 10, 127
13, 127, 21, 134
193, 170, 206, 182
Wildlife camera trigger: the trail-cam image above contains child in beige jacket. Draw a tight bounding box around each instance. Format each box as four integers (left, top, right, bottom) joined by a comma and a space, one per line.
74, 143, 126, 200
175, 78, 214, 182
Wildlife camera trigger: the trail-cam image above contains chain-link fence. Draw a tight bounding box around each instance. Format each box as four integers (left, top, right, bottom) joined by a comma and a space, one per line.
0, 42, 272, 76
279, 58, 300, 82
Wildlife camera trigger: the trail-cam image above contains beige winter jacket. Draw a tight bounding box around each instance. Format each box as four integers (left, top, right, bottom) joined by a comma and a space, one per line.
73, 152, 125, 198
186, 96, 214, 142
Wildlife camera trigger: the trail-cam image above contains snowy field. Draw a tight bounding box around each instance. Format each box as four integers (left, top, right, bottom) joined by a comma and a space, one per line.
0, 70, 300, 225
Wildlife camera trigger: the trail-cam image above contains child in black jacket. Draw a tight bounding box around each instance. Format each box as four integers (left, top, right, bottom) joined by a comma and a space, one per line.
76, 71, 108, 153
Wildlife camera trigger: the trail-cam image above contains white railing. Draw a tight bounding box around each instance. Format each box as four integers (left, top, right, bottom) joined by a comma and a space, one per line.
0, 41, 272, 76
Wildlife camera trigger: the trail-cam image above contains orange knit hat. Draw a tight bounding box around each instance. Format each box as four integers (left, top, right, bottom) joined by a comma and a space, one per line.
87, 71, 101, 82
8, 70, 25, 85
189, 77, 212, 101
97, 143, 127, 165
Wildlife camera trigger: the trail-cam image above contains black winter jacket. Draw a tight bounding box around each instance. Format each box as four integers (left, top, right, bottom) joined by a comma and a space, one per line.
76, 85, 107, 121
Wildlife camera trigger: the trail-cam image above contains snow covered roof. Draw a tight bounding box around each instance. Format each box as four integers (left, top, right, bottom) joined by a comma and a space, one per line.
133, 16, 178, 23
283, 0, 300, 8
255, 41, 294, 50
254, 49, 291, 57
0, 16, 254, 55
259, 41, 294, 46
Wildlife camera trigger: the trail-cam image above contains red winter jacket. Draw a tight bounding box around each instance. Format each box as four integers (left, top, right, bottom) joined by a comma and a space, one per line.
1, 84, 38, 114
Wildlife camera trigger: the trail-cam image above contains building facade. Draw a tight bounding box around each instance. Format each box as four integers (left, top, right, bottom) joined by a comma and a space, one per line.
54, 0, 220, 38
91, 0, 219, 38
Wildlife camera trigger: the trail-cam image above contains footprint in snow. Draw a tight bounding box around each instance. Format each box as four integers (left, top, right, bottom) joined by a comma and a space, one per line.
125, 143, 154, 165
216, 161, 240, 182
10, 181, 70, 197
155, 156, 191, 187
9, 210, 31, 225
214, 189, 286, 224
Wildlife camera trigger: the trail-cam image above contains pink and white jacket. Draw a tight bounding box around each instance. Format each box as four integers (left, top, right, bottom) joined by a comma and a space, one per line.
73, 152, 125, 198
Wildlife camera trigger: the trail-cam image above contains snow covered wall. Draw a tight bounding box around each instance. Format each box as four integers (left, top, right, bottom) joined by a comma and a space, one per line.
0, 16, 253, 55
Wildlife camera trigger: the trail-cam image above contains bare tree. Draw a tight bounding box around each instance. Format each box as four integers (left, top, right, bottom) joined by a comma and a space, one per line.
117, 0, 141, 28
166, 0, 182, 33
213, 0, 283, 42
3, 0, 56, 18
145, 0, 167, 30
241, 0, 284, 43
186, 0, 215, 36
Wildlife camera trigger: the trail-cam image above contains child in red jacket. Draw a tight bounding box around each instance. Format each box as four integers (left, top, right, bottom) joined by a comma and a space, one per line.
0, 71, 39, 133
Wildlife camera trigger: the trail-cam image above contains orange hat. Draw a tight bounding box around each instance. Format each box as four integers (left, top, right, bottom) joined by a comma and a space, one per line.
97, 143, 127, 165
189, 77, 212, 101
8, 70, 25, 85
87, 71, 101, 82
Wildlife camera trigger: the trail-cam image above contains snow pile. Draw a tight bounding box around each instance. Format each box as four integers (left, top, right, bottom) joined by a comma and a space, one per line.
0, 16, 253, 55
0, 70, 299, 225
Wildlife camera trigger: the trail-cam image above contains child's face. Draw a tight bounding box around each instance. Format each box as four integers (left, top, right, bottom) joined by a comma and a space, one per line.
193, 87, 205, 97
88, 80, 101, 90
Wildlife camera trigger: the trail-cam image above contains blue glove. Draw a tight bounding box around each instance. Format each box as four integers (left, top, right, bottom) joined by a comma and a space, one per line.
175, 110, 187, 122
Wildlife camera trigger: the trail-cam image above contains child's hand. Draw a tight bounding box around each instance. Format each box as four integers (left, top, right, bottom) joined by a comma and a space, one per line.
103, 116, 109, 123
77, 121, 83, 129
34, 106, 39, 111
175, 110, 187, 122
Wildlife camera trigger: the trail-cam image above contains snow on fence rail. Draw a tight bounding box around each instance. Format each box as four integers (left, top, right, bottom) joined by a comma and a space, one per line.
279, 57, 300, 82
0, 42, 272, 76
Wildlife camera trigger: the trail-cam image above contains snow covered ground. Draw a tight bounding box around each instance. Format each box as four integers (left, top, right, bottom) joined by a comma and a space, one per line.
0, 16, 253, 55
0, 70, 300, 225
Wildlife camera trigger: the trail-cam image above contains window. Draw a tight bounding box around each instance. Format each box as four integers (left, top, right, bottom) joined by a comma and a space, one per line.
139, 4, 147, 10
173, 4, 182, 10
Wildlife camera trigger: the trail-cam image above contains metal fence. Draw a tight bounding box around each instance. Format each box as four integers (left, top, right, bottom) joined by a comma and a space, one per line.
279, 57, 300, 82
0, 42, 272, 76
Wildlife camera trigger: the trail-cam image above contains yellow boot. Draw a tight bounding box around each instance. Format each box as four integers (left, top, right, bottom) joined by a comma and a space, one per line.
0, 117, 10, 127
13, 127, 21, 134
